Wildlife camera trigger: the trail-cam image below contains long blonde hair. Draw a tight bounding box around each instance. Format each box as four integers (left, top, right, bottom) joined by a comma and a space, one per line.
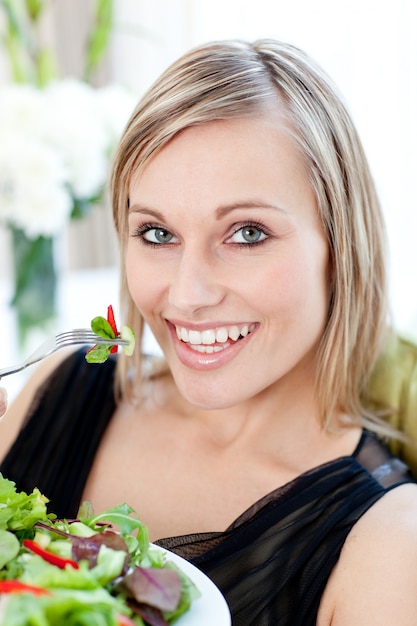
110, 39, 388, 430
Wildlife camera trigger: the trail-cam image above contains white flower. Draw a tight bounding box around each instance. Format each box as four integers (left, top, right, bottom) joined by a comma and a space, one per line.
42, 79, 109, 199
0, 138, 72, 238
0, 84, 48, 141
0, 79, 135, 238
96, 84, 136, 151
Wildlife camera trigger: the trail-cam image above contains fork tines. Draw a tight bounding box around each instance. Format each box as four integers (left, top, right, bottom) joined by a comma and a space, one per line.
56, 329, 127, 346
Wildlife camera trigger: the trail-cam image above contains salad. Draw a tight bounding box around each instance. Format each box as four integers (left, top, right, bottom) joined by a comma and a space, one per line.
86, 305, 135, 364
0, 474, 200, 625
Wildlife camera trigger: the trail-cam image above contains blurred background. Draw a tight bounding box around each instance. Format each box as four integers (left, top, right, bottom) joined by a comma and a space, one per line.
0, 0, 416, 399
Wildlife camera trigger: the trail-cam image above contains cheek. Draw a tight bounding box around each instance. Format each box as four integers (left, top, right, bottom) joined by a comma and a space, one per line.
296, 244, 331, 323
125, 249, 162, 316
261, 244, 330, 323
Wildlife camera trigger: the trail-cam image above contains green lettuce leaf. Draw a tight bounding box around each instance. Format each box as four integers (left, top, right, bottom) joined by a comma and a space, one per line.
2, 587, 129, 626
0, 529, 20, 568
0, 473, 52, 532
91, 316, 115, 340
85, 344, 112, 364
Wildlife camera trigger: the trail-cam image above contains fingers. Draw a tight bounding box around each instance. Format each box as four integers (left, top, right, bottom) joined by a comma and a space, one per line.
0, 387, 7, 417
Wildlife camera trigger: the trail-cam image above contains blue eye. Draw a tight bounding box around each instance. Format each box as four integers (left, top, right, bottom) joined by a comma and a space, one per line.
142, 227, 176, 244
231, 225, 268, 244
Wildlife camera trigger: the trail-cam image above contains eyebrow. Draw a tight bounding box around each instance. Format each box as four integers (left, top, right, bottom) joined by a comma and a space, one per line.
129, 205, 165, 220
214, 200, 288, 219
129, 200, 288, 220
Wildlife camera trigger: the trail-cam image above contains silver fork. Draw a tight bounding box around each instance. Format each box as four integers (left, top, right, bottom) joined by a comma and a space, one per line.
0, 329, 129, 378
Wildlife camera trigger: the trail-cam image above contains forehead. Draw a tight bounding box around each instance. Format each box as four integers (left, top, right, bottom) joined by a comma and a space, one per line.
129, 115, 310, 201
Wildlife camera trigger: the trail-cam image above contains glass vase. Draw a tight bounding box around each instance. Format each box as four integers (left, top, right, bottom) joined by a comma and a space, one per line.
10, 226, 57, 349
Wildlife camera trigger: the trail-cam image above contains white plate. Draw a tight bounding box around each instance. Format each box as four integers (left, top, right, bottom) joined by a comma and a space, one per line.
154, 545, 231, 625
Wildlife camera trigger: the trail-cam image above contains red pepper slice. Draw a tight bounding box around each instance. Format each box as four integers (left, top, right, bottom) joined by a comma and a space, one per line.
107, 304, 118, 335
107, 304, 119, 354
0, 580, 51, 596
23, 539, 79, 570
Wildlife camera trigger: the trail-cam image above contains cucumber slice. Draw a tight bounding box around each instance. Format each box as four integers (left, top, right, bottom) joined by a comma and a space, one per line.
121, 325, 135, 356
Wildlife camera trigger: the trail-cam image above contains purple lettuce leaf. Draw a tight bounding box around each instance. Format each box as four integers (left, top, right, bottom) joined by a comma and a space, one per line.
119, 566, 181, 612
127, 600, 170, 626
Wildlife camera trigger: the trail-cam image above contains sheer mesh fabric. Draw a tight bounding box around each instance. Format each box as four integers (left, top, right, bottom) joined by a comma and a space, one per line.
157, 454, 412, 624
0, 349, 414, 625
354, 429, 411, 488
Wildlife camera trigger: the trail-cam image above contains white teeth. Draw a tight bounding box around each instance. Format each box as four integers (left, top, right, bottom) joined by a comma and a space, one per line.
190, 343, 228, 354
229, 325, 240, 341
175, 324, 254, 345
215, 327, 228, 343
201, 329, 216, 344
188, 330, 201, 345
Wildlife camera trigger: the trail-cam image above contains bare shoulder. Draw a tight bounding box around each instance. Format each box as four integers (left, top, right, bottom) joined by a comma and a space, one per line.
0, 347, 76, 463
319, 482, 417, 625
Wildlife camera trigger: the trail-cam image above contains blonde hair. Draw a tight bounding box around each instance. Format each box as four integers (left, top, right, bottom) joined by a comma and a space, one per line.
110, 39, 388, 430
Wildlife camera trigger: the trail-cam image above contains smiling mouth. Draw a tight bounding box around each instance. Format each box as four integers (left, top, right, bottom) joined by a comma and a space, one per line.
174, 323, 256, 354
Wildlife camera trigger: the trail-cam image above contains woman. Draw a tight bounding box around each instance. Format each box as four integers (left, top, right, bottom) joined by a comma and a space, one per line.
1, 40, 417, 625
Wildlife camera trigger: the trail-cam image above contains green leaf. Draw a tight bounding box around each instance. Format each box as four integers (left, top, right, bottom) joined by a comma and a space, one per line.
77, 501, 95, 520
70, 194, 102, 220
2, 586, 125, 625
82, 503, 145, 537
0, 0, 33, 83
0, 529, 20, 568
0, 473, 52, 532
91, 545, 126, 586
91, 316, 115, 340
84, 0, 113, 81
36, 48, 59, 86
0, 0, 57, 85
24, 0, 45, 22
85, 344, 112, 364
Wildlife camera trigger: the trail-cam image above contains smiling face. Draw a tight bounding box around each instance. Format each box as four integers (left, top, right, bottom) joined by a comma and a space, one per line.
126, 116, 330, 410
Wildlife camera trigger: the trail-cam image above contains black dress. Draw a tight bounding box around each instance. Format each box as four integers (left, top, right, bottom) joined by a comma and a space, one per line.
1, 349, 414, 625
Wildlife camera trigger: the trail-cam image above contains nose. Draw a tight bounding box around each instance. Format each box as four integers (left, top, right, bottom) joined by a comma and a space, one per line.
168, 247, 226, 315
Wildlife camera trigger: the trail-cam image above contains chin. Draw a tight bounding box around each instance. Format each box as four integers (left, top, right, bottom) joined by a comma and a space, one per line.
168, 356, 256, 410
174, 379, 236, 411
